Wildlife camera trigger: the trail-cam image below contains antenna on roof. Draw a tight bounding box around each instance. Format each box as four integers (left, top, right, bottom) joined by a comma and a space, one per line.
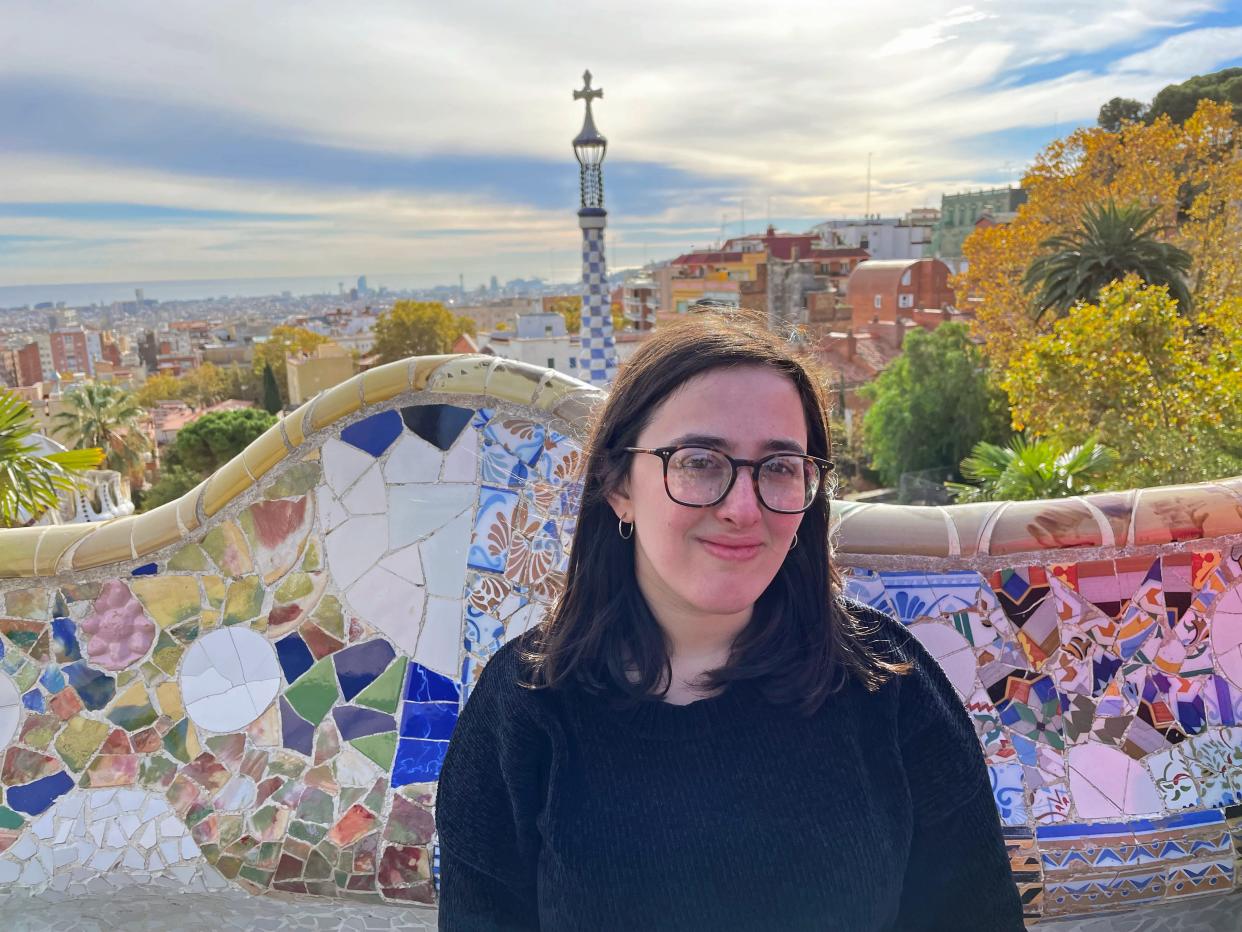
865, 153, 872, 219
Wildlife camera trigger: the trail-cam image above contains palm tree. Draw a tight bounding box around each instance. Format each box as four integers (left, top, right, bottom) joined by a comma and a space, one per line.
1023, 200, 1193, 323
52, 383, 151, 477
946, 434, 1116, 503
0, 390, 103, 526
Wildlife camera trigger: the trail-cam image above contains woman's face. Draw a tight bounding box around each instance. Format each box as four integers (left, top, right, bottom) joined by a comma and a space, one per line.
609, 365, 808, 629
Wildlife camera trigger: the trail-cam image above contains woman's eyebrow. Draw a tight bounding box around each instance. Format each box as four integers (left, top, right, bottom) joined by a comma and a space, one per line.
667, 434, 806, 454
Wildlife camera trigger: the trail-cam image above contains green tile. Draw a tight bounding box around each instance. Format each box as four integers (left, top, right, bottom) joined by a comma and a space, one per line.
284, 658, 338, 725
349, 733, 396, 771
354, 658, 407, 715
222, 577, 264, 626
55, 717, 109, 772
0, 806, 24, 829
167, 544, 210, 572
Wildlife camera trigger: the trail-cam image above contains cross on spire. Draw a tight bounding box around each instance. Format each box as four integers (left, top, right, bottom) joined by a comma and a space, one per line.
573, 70, 603, 105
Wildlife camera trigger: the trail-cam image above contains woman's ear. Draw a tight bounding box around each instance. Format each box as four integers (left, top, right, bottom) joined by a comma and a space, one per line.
606, 481, 632, 522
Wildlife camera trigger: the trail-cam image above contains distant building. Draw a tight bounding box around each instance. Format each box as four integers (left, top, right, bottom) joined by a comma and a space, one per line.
287, 342, 356, 407
658, 228, 868, 331
847, 258, 956, 330
457, 298, 542, 332
929, 186, 1027, 273
622, 272, 657, 331
357, 275, 368, 296
50, 329, 93, 377
810, 212, 937, 261
478, 312, 578, 375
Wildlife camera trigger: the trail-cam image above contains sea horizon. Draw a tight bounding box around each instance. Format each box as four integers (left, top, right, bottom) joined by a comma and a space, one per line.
0, 272, 543, 309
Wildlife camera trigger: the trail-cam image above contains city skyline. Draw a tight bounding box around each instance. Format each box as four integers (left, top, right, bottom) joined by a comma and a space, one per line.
3, 0, 1241, 290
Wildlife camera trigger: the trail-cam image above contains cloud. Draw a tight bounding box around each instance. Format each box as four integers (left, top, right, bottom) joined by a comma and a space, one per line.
0, 0, 1237, 286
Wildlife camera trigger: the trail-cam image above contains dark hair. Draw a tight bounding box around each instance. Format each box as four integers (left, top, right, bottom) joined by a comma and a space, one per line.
521, 307, 908, 715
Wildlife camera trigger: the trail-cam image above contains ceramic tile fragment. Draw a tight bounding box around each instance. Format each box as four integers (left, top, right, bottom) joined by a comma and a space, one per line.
180, 628, 280, 732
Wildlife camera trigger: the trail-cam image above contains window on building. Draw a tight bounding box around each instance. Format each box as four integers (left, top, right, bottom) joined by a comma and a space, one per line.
545, 325, 553, 336
873, 294, 882, 309
569, 358, 577, 368
900, 269, 911, 286
547, 357, 555, 369
899, 294, 913, 308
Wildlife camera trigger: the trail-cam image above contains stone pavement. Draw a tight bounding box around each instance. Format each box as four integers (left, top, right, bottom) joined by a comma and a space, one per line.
2, 882, 1239, 931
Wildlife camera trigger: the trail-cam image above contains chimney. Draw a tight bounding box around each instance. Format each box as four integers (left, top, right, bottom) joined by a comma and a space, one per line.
846, 328, 856, 361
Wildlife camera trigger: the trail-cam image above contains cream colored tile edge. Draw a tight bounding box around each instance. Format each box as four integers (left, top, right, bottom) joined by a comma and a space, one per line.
0, 354, 598, 579
4, 352, 1241, 579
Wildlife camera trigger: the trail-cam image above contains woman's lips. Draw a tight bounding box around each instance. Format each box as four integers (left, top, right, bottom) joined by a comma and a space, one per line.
699, 538, 763, 561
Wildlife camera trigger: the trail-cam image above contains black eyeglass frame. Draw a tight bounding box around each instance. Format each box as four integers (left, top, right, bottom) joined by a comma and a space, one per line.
624, 445, 834, 514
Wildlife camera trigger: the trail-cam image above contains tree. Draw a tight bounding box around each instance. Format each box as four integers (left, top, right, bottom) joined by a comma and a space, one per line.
1098, 97, 1147, 131
0, 389, 104, 527
946, 435, 1116, 503
169, 407, 277, 476
180, 363, 228, 409
545, 296, 582, 333
135, 373, 185, 409
1023, 200, 1192, 322
252, 326, 330, 406
134, 464, 201, 513
860, 323, 1012, 490
52, 383, 150, 478
261, 363, 282, 414
1148, 68, 1242, 125
1003, 277, 1242, 489
959, 100, 1242, 370
372, 301, 476, 364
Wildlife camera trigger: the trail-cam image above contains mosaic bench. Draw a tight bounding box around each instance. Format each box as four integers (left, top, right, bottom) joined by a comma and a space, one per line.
0, 353, 1241, 928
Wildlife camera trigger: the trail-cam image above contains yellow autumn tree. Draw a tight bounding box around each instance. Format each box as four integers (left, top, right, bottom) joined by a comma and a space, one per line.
1004, 277, 1242, 489
959, 100, 1242, 370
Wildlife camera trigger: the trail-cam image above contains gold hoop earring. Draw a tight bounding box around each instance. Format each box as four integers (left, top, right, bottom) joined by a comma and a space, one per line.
790, 533, 798, 550
618, 519, 634, 540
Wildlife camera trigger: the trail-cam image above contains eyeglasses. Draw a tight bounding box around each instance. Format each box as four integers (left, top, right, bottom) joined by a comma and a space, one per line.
625, 446, 833, 514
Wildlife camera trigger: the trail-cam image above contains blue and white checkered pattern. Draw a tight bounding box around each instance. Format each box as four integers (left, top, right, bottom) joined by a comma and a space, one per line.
578, 226, 618, 386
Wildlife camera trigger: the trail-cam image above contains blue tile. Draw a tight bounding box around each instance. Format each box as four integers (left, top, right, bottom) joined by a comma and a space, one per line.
405, 662, 460, 703
39, 665, 65, 693
6, 771, 74, 816
333, 639, 396, 701
332, 705, 396, 740
279, 697, 314, 756
275, 633, 315, 684
50, 617, 81, 663
392, 739, 449, 786
21, 689, 43, 712
341, 410, 403, 457
131, 563, 158, 576
62, 661, 115, 711
400, 404, 473, 452
399, 701, 459, 740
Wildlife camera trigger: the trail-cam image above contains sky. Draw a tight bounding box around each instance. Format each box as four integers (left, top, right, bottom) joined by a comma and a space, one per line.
1, 0, 1241, 294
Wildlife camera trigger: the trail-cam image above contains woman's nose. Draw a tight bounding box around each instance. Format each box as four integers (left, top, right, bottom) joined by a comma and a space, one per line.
715, 467, 763, 524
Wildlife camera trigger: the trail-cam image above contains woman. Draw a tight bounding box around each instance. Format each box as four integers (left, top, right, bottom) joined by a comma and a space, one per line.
435, 310, 1023, 931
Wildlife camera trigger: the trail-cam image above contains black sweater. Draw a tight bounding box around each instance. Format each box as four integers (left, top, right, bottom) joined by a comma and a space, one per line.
434, 604, 1024, 931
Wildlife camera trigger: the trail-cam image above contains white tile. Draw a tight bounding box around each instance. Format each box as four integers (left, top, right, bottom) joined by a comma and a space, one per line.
9, 833, 37, 860
423, 510, 472, 599
0, 860, 18, 883
341, 462, 386, 515
416, 597, 463, 678
377, 542, 425, 586
322, 439, 374, 496
326, 515, 388, 589
388, 484, 475, 550
442, 430, 480, 483
383, 433, 442, 484
316, 486, 350, 533
346, 567, 425, 656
